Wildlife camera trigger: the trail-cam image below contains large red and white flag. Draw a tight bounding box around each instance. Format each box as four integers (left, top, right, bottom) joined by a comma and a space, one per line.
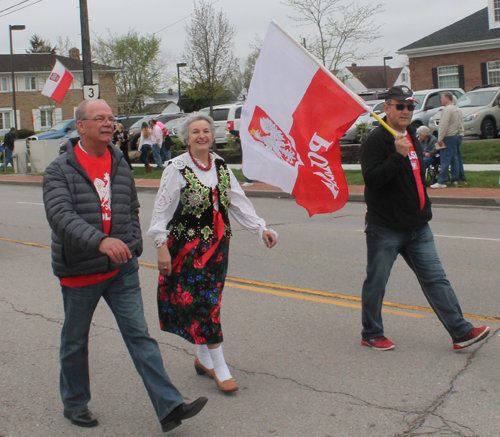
41, 59, 74, 104
240, 21, 369, 216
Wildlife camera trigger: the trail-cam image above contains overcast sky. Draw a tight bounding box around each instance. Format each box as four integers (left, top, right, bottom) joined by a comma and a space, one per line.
0, 0, 486, 81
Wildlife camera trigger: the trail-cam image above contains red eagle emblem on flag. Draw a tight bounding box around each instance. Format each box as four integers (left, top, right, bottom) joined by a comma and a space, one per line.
49, 72, 61, 82
248, 106, 301, 167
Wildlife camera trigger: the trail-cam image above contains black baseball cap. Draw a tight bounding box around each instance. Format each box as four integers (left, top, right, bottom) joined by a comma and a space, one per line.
385, 86, 418, 102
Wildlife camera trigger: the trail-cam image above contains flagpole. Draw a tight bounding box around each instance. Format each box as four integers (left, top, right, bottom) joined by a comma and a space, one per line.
271, 20, 398, 138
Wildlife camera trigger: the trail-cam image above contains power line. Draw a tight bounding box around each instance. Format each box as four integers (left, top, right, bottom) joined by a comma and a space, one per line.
153, 0, 221, 35
0, 0, 30, 14
0, 0, 44, 18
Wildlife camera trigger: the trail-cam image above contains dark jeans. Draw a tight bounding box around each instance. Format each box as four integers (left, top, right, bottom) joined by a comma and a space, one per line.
140, 144, 152, 167
59, 256, 183, 420
4, 147, 13, 169
361, 223, 472, 341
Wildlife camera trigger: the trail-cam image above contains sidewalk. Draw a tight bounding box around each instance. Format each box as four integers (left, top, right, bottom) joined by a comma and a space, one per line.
1, 172, 499, 208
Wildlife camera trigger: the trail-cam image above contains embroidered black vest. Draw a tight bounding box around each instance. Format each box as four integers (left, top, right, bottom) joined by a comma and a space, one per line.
167, 159, 232, 242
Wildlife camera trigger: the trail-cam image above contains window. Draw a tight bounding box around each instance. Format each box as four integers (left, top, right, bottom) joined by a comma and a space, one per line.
0, 77, 8, 92
487, 60, 500, 84
437, 66, 459, 88
496, 0, 500, 21
401, 73, 408, 83
40, 109, 52, 128
426, 93, 440, 109
212, 109, 230, 121
25, 76, 36, 90
0, 112, 12, 130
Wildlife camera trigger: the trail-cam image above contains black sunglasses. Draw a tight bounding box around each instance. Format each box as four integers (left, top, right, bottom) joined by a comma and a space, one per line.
387, 103, 416, 111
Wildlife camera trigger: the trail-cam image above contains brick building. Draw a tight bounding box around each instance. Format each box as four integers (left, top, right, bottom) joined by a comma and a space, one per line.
398, 3, 500, 92
0, 50, 118, 135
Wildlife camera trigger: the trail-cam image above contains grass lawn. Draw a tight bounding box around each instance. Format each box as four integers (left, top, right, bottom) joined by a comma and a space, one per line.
461, 140, 500, 164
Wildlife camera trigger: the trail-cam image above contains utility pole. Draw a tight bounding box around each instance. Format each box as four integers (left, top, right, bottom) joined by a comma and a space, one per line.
79, 0, 93, 85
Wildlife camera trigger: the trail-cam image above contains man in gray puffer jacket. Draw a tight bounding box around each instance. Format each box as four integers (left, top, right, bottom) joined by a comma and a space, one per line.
43, 99, 207, 433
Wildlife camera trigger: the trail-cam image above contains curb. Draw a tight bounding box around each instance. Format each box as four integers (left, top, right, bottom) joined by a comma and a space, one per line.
0, 178, 498, 208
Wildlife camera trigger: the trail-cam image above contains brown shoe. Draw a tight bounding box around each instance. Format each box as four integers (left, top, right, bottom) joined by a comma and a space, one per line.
214, 375, 238, 393
194, 357, 215, 379
146, 164, 152, 173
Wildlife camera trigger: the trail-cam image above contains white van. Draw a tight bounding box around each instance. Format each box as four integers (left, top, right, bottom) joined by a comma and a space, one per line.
200, 103, 243, 144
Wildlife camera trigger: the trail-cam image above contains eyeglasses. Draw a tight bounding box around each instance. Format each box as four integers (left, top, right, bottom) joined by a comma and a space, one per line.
387, 103, 416, 111
82, 117, 116, 124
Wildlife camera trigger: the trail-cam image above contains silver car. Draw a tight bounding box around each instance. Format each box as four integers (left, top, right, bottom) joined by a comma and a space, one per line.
429, 86, 500, 139
341, 100, 385, 142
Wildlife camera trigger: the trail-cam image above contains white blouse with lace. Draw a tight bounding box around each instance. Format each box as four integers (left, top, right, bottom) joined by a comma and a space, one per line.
147, 152, 273, 247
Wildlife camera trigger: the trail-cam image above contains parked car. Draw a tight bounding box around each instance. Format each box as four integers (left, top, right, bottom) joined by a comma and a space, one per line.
341, 100, 385, 142
28, 119, 77, 142
368, 88, 465, 131
59, 129, 80, 155
200, 103, 243, 145
128, 113, 185, 150
115, 115, 145, 131
429, 85, 500, 139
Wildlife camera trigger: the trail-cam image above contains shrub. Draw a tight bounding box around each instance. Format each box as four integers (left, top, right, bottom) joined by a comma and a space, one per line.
16, 129, 36, 139
355, 123, 370, 142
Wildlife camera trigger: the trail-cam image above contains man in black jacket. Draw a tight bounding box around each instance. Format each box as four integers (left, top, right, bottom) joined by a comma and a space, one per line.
359, 86, 489, 351
2, 127, 16, 171
43, 99, 207, 432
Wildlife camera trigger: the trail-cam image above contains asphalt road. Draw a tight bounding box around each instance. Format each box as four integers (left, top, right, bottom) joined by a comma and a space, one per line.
1, 185, 500, 437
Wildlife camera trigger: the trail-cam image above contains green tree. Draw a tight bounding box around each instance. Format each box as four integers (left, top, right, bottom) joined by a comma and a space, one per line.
184, 0, 236, 114
93, 30, 167, 114
26, 34, 57, 54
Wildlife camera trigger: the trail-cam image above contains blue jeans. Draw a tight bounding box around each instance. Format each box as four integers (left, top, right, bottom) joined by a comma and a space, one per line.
423, 155, 438, 169
438, 134, 460, 184
152, 144, 164, 169
4, 147, 13, 169
361, 223, 472, 341
59, 256, 183, 420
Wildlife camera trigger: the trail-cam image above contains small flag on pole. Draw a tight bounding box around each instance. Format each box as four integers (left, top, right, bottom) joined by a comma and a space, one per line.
240, 21, 370, 216
41, 59, 74, 104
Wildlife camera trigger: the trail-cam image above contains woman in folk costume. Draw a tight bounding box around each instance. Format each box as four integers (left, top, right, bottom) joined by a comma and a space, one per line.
147, 112, 277, 393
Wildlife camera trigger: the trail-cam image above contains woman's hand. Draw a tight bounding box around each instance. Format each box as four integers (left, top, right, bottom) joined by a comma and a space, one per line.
157, 244, 172, 276
262, 230, 277, 248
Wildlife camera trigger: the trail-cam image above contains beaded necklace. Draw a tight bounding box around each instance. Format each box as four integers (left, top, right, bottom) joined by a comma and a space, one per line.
188, 148, 212, 171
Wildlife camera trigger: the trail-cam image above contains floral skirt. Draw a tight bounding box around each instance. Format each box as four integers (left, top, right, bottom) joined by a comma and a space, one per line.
157, 235, 230, 344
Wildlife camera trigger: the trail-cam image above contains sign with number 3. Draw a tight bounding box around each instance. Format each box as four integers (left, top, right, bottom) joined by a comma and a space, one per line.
83, 85, 100, 100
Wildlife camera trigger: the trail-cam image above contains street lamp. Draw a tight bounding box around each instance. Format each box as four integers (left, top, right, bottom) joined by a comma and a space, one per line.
10, 24, 26, 130
383, 56, 393, 89
176, 62, 187, 106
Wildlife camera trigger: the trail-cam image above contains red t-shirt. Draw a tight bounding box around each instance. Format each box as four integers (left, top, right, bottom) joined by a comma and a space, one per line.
60, 143, 119, 287
406, 133, 426, 211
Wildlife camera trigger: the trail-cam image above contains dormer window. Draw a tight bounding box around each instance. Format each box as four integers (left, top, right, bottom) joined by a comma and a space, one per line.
489, 0, 500, 29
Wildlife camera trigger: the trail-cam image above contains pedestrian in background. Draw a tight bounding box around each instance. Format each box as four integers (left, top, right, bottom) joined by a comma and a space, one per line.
360, 85, 489, 351
416, 125, 438, 169
113, 122, 132, 170
147, 112, 277, 393
431, 92, 465, 188
43, 99, 207, 433
2, 127, 16, 172
138, 122, 153, 173
149, 118, 165, 170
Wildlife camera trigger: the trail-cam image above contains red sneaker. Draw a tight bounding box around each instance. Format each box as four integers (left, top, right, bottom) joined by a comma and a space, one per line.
361, 336, 395, 351
453, 326, 490, 350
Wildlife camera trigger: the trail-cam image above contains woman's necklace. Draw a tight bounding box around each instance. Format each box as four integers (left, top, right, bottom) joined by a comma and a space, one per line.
188, 148, 212, 171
